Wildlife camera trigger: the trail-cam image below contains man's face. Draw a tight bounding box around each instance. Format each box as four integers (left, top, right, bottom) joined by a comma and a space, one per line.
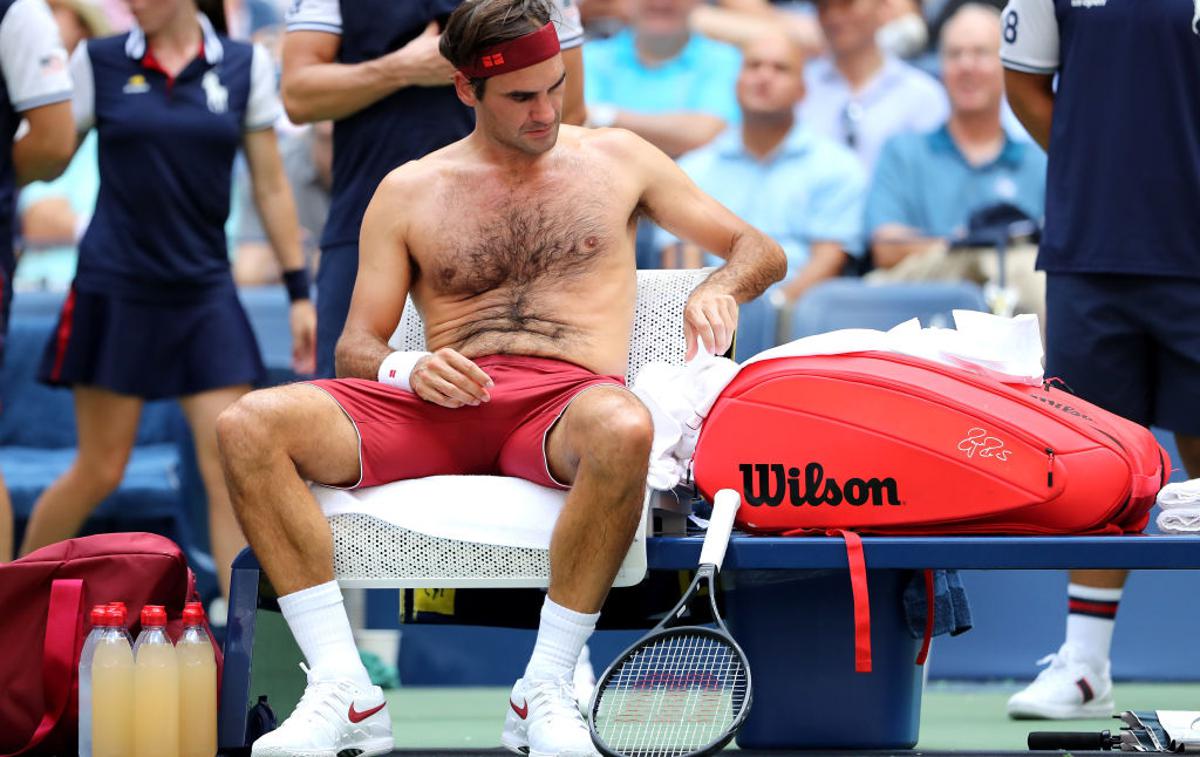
940, 11, 1004, 117
737, 35, 806, 119
817, 0, 882, 58
630, 0, 699, 38
463, 56, 566, 156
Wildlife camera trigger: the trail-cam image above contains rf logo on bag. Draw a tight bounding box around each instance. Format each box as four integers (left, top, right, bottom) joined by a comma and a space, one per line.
739, 463, 901, 507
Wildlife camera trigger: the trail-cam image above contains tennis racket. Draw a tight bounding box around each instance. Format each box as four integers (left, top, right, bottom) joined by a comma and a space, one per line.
588, 488, 751, 757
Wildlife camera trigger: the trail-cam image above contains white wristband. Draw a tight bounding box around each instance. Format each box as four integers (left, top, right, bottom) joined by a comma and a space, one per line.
377, 351, 430, 392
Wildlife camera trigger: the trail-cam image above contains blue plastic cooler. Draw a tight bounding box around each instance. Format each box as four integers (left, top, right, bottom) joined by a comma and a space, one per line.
725, 568, 924, 749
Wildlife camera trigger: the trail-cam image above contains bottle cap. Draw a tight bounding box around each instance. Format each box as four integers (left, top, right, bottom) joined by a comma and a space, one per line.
105, 606, 125, 626
90, 605, 109, 627
141, 605, 167, 627
183, 602, 206, 626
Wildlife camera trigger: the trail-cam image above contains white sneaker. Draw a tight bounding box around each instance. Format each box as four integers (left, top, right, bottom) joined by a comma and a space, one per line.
1007, 644, 1114, 720
252, 663, 394, 757
574, 646, 597, 712
501, 676, 599, 757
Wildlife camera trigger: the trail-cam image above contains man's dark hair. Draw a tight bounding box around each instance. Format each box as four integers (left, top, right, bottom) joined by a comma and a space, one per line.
440, 0, 555, 97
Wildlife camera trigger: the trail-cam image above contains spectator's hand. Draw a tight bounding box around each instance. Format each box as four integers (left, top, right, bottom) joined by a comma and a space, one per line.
411, 347, 494, 408
390, 22, 456, 88
684, 286, 739, 360
289, 300, 317, 375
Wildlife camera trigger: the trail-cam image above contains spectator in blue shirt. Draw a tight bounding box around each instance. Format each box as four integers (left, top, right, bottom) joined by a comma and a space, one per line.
583, 0, 742, 157
1002, 0, 1200, 721
658, 30, 866, 358
864, 4, 1046, 321
800, 0, 949, 174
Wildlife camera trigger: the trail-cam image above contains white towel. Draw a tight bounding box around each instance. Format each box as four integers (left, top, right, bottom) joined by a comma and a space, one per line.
1156, 478, 1200, 510
1156, 506, 1200, 535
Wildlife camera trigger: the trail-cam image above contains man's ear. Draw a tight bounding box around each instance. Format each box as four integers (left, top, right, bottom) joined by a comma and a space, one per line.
453, 71, 479, 107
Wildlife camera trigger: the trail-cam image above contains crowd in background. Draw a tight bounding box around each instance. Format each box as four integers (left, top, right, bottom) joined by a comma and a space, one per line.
16, 0, 1046, 327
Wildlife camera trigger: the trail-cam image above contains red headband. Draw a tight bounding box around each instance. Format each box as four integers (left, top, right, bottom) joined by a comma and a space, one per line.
458, 21, 560, 79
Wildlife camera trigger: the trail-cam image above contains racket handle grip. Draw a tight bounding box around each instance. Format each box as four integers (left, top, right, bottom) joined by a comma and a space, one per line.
699, 489, 740, 570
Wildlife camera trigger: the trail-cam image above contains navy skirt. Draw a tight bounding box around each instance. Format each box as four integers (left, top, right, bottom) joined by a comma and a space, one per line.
38, 286, 266, 399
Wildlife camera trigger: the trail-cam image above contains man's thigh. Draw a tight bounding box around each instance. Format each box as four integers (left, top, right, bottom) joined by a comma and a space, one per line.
1044, 273, 1153, 425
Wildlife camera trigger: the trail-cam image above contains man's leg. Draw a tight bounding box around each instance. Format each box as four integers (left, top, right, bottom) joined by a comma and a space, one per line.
502, 386, 653, 757
216, 383, 392, 756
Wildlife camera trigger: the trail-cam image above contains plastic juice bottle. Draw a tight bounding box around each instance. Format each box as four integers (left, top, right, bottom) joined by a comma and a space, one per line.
78, 605, 110, 757
133, 605, 180, 757
107, 602, 133, 645
177, 601, 217, 757
92, 606, 134, 757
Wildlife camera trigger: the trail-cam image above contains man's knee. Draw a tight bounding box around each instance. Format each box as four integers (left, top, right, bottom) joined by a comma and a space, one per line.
575, 388, 654, 461
216, 389, 280, 464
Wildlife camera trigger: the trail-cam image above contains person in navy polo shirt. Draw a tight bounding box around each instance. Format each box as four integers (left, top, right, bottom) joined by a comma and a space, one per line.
1001, 0, 1200, 720
17, 0, 317, 600
282, 0, 584, 379
0, 0, 75, 561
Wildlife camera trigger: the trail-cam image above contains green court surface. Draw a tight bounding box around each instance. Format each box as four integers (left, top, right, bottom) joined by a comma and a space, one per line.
383, 681, 1200, 753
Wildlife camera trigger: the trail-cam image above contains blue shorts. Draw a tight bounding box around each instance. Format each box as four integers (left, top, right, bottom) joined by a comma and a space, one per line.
316, 242, 358, 379
38, 286, 266, 399
1045, 273, 1200, 435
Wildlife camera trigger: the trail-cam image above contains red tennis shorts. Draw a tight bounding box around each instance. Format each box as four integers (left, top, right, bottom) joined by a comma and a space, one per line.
309, 354, 625, 490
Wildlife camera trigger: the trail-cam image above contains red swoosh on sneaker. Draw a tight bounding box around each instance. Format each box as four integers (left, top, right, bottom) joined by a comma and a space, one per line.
510, 698, 529, 720
348, 701, 386, 723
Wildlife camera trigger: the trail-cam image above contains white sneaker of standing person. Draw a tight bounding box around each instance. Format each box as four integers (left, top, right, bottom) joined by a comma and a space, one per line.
1007, 643, 1115, 720
502, 676, 600, 757
251, 663, 394, 757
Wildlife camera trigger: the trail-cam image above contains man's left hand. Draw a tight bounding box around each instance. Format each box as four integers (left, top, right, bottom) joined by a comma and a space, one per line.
684, 287, 738, 360
289, 300, 318, 375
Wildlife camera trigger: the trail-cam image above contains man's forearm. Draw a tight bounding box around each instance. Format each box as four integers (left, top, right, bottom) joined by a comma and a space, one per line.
703, 229, 787, 302
613, 111, 726, 158
283, 56, 407, 123
333, 328, 396, 380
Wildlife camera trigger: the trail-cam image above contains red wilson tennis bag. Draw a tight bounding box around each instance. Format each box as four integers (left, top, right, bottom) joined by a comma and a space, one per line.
691, 352, 1169, 673
0, 533, 220, 756
693, 352, 1167, 536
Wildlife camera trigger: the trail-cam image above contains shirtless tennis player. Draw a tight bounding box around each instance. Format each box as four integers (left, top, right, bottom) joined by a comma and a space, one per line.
217, 1, 786, 754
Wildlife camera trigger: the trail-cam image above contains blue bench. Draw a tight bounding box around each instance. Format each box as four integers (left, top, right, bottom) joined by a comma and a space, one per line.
645, 533, 1200, 749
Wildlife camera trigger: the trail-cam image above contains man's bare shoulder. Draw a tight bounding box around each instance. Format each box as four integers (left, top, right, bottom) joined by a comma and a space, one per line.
571, 125, 659, 164
375, 145, 464, 199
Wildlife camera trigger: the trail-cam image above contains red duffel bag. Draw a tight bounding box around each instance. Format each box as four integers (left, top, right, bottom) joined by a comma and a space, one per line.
0, 532, 220, 756
693, 351, 1168, 536
691, 352, 1170, 672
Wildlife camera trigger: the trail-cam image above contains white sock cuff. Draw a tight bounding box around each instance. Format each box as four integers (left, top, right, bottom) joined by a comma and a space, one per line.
1068, 583, 1124, 602
278, 580, 344, 617
543, 596, 601, 629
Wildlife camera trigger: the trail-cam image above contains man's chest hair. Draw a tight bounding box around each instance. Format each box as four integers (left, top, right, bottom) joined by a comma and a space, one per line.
421, 182, 622, 297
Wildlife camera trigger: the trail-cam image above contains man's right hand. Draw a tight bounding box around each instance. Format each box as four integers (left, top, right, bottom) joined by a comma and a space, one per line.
411, 348, 494, 408
388, 22, 456, 88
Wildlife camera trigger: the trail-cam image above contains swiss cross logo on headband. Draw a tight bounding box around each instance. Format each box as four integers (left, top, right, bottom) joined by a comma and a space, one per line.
482, 53, 506, 68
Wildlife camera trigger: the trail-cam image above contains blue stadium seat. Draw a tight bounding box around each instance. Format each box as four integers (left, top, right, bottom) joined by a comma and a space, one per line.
789, 279, 989, 338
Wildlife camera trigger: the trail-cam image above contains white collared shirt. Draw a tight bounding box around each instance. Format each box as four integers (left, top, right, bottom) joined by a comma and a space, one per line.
798, 55, 949, 174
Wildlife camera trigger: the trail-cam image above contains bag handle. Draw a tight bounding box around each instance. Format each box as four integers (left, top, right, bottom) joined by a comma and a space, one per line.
2, 578, 85, 757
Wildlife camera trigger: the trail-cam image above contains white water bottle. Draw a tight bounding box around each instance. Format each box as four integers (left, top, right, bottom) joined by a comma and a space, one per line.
78, 605, 110, 757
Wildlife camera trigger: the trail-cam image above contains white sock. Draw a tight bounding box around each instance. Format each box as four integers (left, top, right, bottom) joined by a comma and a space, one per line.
278, 580, 371, 688
1065, 583, 1122, 664
525, 596, 599, 682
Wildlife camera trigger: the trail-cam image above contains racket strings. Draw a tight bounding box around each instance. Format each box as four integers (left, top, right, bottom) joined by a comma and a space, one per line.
593, 632, 749, 757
